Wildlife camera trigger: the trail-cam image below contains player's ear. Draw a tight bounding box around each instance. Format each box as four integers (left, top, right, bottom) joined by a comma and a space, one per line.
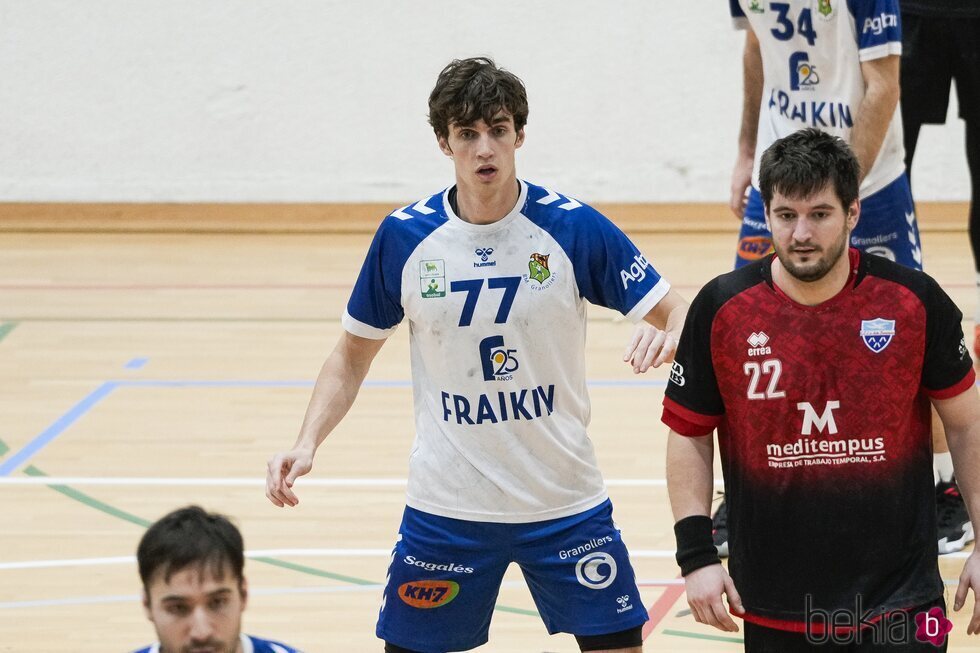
846, 199, 860, 230
239, 577, 249, 611
141, 588, 153, 620
437, 134, 453, 157
515, 128, 525, 149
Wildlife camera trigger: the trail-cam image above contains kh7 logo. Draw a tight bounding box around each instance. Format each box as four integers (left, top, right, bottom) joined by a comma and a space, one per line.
398, 580, 460, 609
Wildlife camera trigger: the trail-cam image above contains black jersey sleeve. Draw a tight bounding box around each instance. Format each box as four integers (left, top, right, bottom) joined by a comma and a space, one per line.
922, 276, 975, 397
662, 279, 725, 436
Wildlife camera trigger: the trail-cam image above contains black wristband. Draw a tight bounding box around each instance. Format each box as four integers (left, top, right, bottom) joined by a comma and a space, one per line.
674, 515, 721, 576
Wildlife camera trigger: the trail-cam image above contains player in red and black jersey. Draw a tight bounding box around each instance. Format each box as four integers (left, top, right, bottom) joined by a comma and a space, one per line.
664, 129, 980, 650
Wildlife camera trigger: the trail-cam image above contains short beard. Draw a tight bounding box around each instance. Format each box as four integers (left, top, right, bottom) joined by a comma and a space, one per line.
777, 230, 849, 283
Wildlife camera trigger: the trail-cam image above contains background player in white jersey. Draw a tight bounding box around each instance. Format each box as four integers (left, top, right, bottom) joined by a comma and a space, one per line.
716, 0, 967, 557
132, 506, 301, 653
265, 57, 686, 652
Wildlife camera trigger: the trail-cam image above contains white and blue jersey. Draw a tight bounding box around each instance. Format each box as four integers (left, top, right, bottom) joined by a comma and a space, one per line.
344, 180, 669, 523
731, 0, 905, 198
131, 634, 301, 653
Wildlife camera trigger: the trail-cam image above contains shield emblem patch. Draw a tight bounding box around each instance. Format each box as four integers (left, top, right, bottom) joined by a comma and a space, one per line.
860, 318, 895, 353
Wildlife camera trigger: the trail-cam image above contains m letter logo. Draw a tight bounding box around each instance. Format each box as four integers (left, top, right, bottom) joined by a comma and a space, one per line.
796, 401, 840, 435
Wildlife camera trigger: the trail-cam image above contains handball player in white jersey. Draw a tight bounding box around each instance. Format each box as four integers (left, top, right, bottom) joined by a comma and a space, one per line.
266, 57, 686, 653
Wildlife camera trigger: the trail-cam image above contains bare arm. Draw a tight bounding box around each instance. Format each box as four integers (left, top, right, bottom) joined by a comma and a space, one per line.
624, 288, 688, 372
730, 29, 763, 219
667, 430, 744, 631
934, 387, 980, 634
667, 430, 715, 520
266, 331, 386, 507
852, 55, 901, 183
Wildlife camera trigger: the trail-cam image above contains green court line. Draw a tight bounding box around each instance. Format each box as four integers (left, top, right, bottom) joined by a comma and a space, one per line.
492, 605, 540, 617
662, 629, 744, 644
16, 464, 540, 618
251, 556, 377, 586
0, 439, 9, 458
23, 466, 152, 528
0, 322, 16, 343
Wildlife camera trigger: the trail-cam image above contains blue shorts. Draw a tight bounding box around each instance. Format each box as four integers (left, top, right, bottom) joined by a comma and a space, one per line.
375, 499, 648, 652
734, 174, 923, 271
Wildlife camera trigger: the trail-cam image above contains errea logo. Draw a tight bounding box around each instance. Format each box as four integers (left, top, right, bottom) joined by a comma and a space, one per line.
620, 254, 651, 289
747, 332, 772, 357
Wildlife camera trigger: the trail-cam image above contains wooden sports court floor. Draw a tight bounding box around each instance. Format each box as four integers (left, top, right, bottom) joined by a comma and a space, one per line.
0, 226, 977, 652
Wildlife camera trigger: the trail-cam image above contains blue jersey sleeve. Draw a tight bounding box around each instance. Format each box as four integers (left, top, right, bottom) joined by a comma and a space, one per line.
344, 217, 406, 338
848, 0, 902, 60
344, 204, 448, 339
523, 185, 669, 322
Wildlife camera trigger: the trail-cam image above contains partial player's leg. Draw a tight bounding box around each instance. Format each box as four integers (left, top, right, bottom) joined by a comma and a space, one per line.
965, 118, 980, 357
513, 500, 648, 652
734, 189, 773, 269
742, 621, 848, 652
376, 506, 510, 653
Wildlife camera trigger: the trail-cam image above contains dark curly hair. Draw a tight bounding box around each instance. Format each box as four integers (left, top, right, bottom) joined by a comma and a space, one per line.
428, 57, 528, 140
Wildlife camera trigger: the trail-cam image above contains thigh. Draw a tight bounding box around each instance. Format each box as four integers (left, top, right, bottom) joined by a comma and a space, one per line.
376, 507, 510, 653
851, 175, 922, 271
513, 500, 649, 637
900, 13, 953, 126
736, 188, 773, 269
952, 18, 980, 123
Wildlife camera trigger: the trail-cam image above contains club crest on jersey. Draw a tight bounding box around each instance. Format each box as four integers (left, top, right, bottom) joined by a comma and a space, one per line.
860, 318, 895, 353
474, 247, 496, 268
816, 0, 834, 19
419, 259, 446, 298
528, 253, 550, 283
524, 252, 557, 291
748, 0, 764, 13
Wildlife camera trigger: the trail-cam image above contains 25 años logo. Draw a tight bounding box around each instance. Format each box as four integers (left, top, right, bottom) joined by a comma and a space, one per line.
804, 595, 952, 647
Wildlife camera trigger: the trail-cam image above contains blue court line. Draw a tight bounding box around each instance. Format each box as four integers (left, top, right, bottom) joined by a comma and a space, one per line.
123, 357, 148, 369
0, 381, 117, 477
0, 377, 668, 476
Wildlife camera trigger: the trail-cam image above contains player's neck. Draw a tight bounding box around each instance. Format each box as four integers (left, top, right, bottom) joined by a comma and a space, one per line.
772, 251, 853, 306
454, 176, 520, 225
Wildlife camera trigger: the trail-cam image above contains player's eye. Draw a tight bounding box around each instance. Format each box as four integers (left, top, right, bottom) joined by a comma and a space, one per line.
493, 127, 507, 136
208, 595, 230, 611
165, 603, 190, 617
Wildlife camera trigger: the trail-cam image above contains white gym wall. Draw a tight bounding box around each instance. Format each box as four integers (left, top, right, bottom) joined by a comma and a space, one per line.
0, 1, 968, 203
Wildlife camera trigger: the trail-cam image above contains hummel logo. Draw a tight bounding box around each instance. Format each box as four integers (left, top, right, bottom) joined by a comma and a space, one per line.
617, 595, 630, 607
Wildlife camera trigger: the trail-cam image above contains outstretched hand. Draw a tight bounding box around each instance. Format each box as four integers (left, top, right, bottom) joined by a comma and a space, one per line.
624, 322, 678, 373
266, 448, 314, 507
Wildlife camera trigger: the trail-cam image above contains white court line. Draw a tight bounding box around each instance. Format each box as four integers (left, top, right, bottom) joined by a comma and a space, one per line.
0, 579, 691, 610
0, 477, 725, 487
0, 578, 964, 610
1, 548, 972, 572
